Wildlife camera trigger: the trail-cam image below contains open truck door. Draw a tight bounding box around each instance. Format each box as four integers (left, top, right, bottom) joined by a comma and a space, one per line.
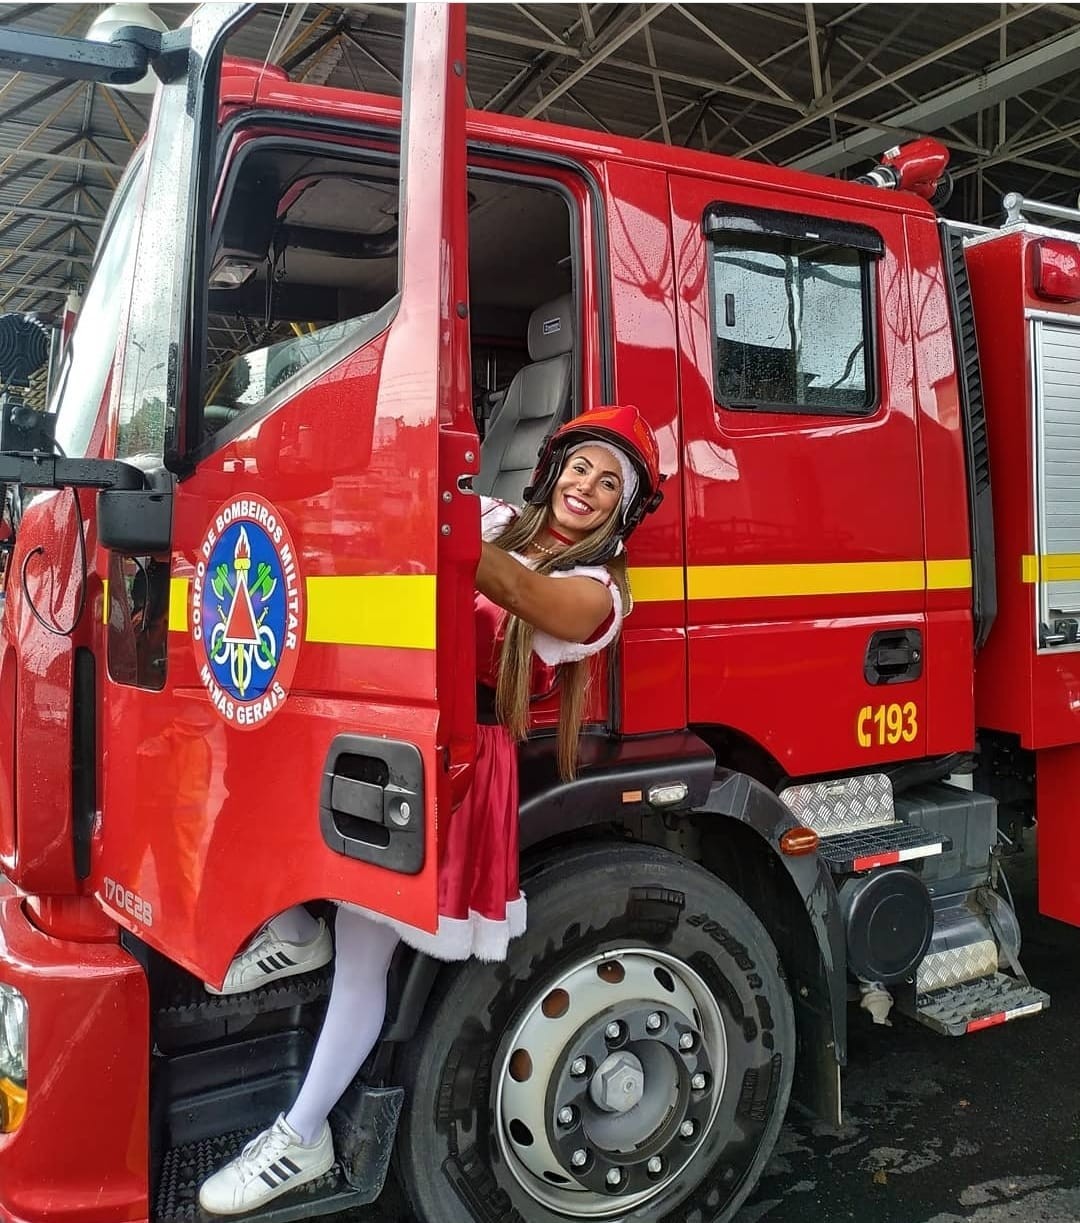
88, 3, 475, 984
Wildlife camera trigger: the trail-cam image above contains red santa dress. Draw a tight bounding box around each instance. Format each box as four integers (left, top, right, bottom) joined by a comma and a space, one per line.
345, 496, 623, 962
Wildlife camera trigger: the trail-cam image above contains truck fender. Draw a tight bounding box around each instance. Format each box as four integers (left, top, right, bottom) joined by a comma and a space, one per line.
517, 730, 718, 850
699, 768, 847, 1123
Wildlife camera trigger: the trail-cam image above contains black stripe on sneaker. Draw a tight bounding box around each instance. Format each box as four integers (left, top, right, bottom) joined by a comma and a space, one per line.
264, 954, 284, 971
260, 1170, 279, 1188
269, 1162, 293, 1182
280, 1157, 301, 1174
278, 953, 296, 967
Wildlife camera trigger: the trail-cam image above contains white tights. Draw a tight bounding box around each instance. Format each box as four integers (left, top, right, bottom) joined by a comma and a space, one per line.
274, 905, 400, 1145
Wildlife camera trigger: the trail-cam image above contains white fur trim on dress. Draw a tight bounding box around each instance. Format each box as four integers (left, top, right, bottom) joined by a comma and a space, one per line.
480, 495, 518, 542
532, 572, 623, 666
340, 895, 527, 963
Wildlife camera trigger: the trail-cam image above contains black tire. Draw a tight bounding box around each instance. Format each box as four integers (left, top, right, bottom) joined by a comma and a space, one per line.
395, 842, 795, 1223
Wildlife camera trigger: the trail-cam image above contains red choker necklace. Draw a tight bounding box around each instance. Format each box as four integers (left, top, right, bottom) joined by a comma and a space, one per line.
547, 527, 575, 545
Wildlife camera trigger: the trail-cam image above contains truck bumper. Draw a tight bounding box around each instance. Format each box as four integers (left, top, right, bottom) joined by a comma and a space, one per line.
0, 889, 149, 1222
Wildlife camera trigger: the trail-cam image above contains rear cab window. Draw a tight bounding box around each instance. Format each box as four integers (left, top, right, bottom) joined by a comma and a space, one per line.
705, 203, 883, 415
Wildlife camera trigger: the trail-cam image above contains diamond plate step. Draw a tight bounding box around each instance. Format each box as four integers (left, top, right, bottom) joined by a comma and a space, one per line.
779, 772, 895, 835
908, 972, 1050, 1037
154, 964, 332, 1039
918, 936, 998, 993
817, 822, 951, 874
154, 1128, 364, 1223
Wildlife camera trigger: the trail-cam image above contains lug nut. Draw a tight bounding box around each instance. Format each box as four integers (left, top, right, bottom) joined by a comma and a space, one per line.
571, 1148, 588, 1168
605, 1021, 622, 1040
647, 1155, 664, 1176
680, 1119, 696, 1139
558, 1106, 575, 1126
646, 1011, 663, 1032
679, 1031, 696, 1050
606, 1168, 622, 1187
691, 1072, 707, 1091
571, 1057, 588, 1077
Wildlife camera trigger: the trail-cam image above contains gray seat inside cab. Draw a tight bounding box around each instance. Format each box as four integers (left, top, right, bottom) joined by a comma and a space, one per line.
475, 294, 573, 502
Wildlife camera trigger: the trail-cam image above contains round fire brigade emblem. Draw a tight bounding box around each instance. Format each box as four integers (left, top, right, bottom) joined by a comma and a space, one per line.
191, 496, 304, 729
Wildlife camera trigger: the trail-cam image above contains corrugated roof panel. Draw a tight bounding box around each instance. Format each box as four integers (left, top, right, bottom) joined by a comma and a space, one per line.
0, 3, 1078, 312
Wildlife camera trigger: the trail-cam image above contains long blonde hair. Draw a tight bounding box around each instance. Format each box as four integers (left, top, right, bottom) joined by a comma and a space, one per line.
493, 502, 631, 780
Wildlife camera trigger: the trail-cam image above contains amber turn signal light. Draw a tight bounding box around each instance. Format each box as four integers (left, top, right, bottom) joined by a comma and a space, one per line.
0, 1076, 26, 1132
779, 826, 820, 856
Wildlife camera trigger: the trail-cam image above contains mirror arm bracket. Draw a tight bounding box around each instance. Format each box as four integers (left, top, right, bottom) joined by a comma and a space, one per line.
111, 25, 192, 85
0, 25, 191, 88
0, 452, 147, 492
0, 29, 147, 86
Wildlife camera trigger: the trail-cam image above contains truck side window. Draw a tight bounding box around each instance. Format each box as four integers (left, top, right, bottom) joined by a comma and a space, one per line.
197, 143, 401, 448
705, 205, 880, 415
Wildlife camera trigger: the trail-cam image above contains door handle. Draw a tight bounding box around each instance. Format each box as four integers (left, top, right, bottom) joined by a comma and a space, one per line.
320, 735, 425, 874
864, 628, 923, 685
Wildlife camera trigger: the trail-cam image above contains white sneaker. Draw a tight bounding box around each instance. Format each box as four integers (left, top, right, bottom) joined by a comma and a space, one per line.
206, 918, 333, 996
198, 1114, 335, 1215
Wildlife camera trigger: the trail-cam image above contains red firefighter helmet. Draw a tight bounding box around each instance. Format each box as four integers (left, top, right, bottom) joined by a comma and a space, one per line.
523, 405, 665, 557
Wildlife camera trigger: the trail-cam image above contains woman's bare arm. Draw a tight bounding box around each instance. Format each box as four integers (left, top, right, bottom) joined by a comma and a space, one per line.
476, 541, 612, 643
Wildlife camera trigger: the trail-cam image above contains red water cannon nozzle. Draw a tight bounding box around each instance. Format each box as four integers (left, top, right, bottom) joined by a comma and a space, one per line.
856, 137, 953, 208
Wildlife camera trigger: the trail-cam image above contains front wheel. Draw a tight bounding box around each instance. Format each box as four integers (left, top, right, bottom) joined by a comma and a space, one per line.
395, 842, 795, 1223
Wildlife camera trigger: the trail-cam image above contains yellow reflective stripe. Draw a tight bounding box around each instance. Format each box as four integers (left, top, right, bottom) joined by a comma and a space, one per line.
166, 574, 436, 650
101, 577, 109, 625
164, 558, 973, 640
628, 566, 684, 603
1022, 553, 1080, 583
688, 560, 928, 600
631, 561, 973, 600
926, 558, 973, 591
168, 578, 188, 632
305, 575, 436, 650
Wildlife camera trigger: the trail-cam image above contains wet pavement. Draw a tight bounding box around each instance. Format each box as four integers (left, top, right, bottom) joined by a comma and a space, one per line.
734, 836, 1080, 1223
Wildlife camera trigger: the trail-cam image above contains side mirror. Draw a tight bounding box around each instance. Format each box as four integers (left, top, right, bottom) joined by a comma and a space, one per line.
97, 480, 173, 555
0, 452, 174, 555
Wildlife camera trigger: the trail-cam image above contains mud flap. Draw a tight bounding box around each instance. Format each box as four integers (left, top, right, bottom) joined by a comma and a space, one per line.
333, 1084, 405, 1201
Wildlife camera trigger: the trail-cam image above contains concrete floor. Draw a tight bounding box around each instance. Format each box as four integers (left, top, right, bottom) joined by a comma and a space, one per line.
735, 835, 1080, 1223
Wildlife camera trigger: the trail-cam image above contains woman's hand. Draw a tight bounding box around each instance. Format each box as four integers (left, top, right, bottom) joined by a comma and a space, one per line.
476, 542, 612, 643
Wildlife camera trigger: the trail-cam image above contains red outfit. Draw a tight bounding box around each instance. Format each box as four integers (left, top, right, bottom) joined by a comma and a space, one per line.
345, 498, 623, 962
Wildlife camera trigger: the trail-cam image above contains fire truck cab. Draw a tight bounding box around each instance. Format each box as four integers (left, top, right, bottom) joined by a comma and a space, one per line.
0, 5, 1077, 1223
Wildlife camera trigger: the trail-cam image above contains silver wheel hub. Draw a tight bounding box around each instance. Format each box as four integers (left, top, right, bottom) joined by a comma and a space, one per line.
590, 1051, 645, 1112
495, 948, 728, 1218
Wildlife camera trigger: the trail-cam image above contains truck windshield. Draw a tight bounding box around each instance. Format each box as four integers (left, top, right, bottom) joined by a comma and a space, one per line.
51, 159, 143, 459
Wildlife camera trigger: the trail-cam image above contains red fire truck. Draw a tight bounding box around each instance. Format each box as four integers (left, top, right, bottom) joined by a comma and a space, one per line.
0, 4, 1076, 1221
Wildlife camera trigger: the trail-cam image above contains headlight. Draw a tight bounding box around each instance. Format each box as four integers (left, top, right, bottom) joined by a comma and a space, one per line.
0, 982, 27, 1132
0, 983, 27, 1084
